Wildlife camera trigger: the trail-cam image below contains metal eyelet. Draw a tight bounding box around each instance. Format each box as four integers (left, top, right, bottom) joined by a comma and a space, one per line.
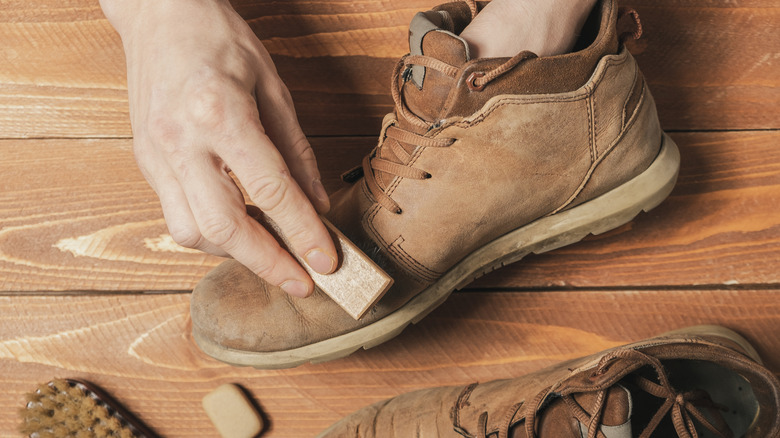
466, 71, 486, 91
401, 66, 413, 83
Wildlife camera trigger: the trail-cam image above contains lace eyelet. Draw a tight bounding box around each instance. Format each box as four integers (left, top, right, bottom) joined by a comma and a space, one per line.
395, 208, 403, 215
401, 66, 413, 83
466, 71, 486, 91
589, 368, 606, 380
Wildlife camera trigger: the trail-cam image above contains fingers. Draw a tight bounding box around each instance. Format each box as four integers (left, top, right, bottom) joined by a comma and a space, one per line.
176, 154, 318, 297
254, 77, 330, 214
153, 173, 230, 258
217, 115, 339, 283
283, 135, 330, 215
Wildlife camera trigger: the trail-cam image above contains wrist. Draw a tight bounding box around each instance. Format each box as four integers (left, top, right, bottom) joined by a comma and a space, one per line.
99, 0, 144, 37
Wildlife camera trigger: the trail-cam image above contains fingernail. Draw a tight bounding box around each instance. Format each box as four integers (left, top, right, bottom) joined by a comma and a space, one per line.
280, 280, 311, 298
305, 249, 336, 275
312, 179, 330, 211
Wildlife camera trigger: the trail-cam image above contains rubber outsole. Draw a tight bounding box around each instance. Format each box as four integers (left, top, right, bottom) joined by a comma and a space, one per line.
193, 133, 681, 369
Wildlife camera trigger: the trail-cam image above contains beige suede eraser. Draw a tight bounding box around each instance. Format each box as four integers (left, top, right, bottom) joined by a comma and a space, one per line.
254, 211, 394, 320
202, 384, 263, 438
307, 217, 394, 320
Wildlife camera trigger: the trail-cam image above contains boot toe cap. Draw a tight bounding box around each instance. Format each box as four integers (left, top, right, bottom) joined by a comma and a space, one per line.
191, 259, 362, 354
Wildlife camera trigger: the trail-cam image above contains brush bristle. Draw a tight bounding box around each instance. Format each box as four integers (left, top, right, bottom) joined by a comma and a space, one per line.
20, 379, 138, 437
353, 237, 397, 279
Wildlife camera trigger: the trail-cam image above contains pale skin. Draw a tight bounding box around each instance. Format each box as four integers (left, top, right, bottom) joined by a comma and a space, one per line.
99, 0, 596, 298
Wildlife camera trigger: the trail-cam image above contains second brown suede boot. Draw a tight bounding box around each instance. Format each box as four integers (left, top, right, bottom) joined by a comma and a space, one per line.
318, 326, 780, 437
191, 0, 681, 368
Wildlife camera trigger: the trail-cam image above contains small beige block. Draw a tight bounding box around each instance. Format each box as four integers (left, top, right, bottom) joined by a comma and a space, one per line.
306, 217, 394, 319
202, 384, 263, 438
256, 212, 394, 320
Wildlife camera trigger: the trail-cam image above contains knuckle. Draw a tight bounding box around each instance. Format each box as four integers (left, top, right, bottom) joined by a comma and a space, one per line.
146, 114, 183, 147
183, 67, 235, 129
251, 248, 283, 281
229, 103, 262, 136
267, 78, 293, 106
131, 140, 156, 175
198, 214, 241, 248
246, 172, 290, 213
145, 116, 194, 177
187, 83, 260, 137
294, 139, 317, 164
168, 224, 203, 249
280, 226, 318, 250
188, 85, 228, 129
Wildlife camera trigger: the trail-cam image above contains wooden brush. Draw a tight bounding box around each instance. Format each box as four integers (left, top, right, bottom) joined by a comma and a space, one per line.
20, 379, 158, 438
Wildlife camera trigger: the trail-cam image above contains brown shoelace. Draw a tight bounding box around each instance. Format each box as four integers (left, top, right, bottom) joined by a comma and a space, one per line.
457, 349, 734, 438
364, 48, 535, 214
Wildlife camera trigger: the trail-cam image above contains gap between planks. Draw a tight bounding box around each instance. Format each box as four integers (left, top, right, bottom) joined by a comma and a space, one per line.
2, 283, 780, 297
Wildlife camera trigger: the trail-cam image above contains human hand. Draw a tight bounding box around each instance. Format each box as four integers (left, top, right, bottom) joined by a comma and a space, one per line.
100, 0, 336, 297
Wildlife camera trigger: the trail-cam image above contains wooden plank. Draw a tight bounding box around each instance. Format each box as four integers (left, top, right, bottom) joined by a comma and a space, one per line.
0, 0, 777, 139
623, 2, 780, 131
0, 130, 778, 292
0, 290, 778, 436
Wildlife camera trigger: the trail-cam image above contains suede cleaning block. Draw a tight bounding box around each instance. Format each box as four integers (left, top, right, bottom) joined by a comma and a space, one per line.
305, 217, 394, 319
256, 212, 394, 320
202, 384, 263, 438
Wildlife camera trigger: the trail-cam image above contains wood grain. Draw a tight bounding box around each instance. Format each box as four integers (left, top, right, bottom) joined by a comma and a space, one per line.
624, 2, 780, 130
0, 290, 777, 437
0, 131, 777, 292
0, 0, 777, 139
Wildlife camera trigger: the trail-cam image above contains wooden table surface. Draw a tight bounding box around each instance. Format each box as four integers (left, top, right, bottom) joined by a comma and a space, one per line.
1, 1, 778, 437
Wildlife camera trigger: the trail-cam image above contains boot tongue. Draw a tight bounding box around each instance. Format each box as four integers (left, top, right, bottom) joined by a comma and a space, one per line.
401, 10, 471, 127
512, 386, 633, 438
573, 386, 633, 438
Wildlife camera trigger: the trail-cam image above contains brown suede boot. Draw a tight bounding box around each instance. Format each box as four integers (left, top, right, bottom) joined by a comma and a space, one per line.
318, 326, 780, 438
191, 0, 681, 368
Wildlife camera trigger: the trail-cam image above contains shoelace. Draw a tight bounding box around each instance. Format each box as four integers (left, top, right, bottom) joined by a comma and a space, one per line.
526, 349, 733, 438
458, 349, 734, 438
362, 36, 536, 215
361, 1, 644, 216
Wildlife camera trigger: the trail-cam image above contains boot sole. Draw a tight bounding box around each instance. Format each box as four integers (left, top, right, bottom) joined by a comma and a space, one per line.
194, 133, 681, 368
